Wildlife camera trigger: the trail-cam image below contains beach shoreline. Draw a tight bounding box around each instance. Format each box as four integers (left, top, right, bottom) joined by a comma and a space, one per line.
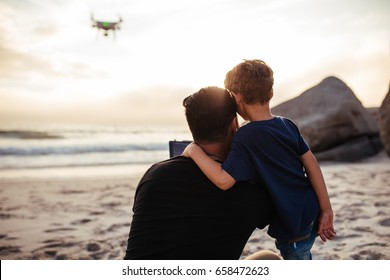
1, 152, 389, 260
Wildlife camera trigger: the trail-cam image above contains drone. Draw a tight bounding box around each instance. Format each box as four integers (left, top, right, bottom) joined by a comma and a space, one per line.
91, 13, 123, 38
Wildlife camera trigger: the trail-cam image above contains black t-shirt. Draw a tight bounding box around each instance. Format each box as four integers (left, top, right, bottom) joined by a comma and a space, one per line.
124, 156, 275, 260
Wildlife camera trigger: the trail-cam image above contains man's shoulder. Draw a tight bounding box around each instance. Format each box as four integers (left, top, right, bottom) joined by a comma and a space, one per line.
139, 156, 226, 191
147, 156, 194, 172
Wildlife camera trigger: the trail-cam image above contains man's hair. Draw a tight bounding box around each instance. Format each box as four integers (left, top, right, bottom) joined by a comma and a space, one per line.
224, 59, 274, 105
183, 86, 237, 143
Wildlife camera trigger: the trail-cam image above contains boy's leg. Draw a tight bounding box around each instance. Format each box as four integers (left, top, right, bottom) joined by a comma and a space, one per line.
275, 226, 317, 260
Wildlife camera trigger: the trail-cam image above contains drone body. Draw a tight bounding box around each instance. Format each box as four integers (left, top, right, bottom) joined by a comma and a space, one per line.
91, 14, 122, 37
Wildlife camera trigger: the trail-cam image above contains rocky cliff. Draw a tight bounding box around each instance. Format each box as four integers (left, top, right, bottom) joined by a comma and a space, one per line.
272, 76, 383, 161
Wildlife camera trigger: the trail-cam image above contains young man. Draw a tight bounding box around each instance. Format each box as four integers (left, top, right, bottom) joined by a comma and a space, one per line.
124, 86, 279, 260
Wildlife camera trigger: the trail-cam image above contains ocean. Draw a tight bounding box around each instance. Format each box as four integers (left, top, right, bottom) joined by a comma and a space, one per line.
0, 124, 192, 171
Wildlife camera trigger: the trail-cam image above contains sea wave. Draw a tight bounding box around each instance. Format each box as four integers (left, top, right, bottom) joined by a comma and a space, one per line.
0, 130, 63, 139
0, 143, 168, 156
0, 124, 190, 170
0, 153, 168, 169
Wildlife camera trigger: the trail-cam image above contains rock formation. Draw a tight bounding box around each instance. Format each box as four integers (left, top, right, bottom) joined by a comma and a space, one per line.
379, 85, 390, 157
272, 76, 383, 161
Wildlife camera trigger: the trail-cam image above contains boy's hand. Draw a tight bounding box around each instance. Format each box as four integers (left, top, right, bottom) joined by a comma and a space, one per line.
317, 209, 336, 242
182, 142, 201, 157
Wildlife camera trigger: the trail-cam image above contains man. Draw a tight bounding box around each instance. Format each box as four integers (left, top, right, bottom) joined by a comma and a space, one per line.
124, 86, 279, 260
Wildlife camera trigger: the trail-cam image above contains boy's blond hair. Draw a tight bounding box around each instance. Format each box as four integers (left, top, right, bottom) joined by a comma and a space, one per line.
224, 59, 274, 105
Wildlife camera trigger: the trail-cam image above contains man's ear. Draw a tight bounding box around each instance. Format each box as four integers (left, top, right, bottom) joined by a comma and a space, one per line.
230, 116, 238, 132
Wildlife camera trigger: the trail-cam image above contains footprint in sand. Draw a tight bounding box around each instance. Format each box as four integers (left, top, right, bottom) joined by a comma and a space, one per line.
0, 245, 21, 255
107, 223, 131, 232
379, 218, 390, 227
87, 242, 100, 252
40, 240, 78, 248
70, 218, 93, 225
44, 227, 76, 233
0, 213, 12, 219
101, 201, 122, 209
375, 201, 389, 207
350, 250, 387, 260
89, 211, 105, 216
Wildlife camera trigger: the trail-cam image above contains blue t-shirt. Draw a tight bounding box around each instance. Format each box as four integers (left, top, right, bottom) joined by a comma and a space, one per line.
222, 116, 320, 240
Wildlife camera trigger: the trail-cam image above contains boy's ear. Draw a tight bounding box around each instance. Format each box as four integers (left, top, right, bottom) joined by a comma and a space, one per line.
232, 92, 242, 103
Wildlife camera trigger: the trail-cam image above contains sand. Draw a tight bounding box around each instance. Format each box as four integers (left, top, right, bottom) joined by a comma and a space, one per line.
0, 153, 389, 260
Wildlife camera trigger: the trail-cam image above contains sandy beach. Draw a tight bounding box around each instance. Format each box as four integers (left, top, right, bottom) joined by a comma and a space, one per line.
1, 153, 389, 260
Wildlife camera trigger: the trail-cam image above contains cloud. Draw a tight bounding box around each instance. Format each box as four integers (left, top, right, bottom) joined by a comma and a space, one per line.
0, 46, 51, 79
32, 24, 59, 37
0, 1, 93, 80
1, 0, 389, 127
0, 43, 106, 86
0, 84, 195, 125
111, 85, 196, 124
273, 49, 390, 108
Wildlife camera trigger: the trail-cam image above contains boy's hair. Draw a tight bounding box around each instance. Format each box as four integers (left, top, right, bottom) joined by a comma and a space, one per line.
224, 59, 274, 105
183, 86, 237, 144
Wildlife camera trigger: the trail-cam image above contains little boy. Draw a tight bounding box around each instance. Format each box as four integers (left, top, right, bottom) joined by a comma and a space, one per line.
183, 59, 336, 259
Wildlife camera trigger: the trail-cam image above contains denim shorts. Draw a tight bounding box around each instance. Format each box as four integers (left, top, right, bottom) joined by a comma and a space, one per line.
275, 223, 317, 260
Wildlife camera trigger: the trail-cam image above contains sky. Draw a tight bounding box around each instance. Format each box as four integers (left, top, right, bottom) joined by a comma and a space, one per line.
0, 0, 389, 126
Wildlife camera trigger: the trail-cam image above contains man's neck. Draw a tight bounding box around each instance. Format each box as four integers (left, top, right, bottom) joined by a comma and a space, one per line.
197, 142, 228, 162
